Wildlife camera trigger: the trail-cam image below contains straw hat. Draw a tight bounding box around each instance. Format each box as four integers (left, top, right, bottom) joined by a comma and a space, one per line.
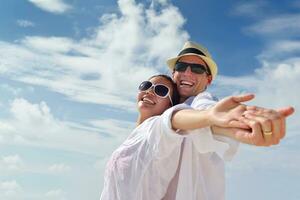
167, 41, 218, 79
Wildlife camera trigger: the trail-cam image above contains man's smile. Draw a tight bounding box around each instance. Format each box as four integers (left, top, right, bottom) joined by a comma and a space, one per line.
179, 80, 194, 88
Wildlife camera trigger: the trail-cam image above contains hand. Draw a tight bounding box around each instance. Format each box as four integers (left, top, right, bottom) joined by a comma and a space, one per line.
209, 94, 254, 129
232, 106, 295, 146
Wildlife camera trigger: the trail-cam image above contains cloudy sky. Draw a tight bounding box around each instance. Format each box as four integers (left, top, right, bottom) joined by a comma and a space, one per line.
0, 0, 299, 199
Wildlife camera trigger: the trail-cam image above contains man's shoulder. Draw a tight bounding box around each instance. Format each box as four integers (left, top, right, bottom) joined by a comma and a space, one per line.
185, 92, 218, 104
185, 91, 218, 109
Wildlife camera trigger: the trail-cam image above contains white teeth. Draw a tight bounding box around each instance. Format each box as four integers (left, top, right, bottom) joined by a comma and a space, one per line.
142, 97, 155, 105
180, 81, 193, 86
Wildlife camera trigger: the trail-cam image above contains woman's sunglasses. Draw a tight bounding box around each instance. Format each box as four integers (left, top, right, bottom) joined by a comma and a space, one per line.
175, 61, 209, 75
138, 81, 173, 105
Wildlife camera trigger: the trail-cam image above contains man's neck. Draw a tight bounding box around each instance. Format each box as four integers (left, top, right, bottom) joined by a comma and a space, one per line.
179, 97, 188, 103
179, 90, 208, 103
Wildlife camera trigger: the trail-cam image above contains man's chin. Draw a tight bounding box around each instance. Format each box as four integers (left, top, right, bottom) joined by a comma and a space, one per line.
178, 88, 194, 98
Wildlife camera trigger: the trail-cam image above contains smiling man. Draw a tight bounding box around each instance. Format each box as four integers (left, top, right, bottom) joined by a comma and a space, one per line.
161, 41, 294, 200
168, 41, 216, 103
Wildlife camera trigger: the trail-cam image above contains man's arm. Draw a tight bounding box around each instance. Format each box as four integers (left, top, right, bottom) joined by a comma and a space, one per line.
171, 94, 254, 131
171, 93, 295, 146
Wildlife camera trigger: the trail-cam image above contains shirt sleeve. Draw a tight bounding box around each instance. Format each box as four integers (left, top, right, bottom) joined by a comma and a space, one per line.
188, 92, 239, 161
100, 106, 189, 200
160, 103, 192, 138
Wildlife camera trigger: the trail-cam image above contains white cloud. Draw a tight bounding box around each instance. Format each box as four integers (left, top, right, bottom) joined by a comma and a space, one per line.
90, 119, 135, 137
0, 84, 23, 96
16, 19, 35, 28
258, 39, 300, 60
0, 180, 21, 190
153, 0, 169, 6
45, 189, 66, 200
0, 0, 188, 112
232, 1, 268, 17
0, 98, 132, 156
246, 14, 300, 36
48, 163, 71, 173
228, 134, 300, 173
28, 0, 71, 14
1, 155, 23, 170
0, 180, 22, 198
22, 36, 74, 54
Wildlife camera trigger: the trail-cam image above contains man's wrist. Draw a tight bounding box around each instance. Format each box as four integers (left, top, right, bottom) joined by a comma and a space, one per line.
211, 126, 235, 139
206, 108, 216, 127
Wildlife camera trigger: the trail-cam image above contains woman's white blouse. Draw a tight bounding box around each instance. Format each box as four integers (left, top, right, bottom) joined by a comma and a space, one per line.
100, 92, 239, 200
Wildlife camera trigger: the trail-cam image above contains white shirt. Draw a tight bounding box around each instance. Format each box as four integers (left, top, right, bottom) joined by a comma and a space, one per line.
100, 92, 238, 200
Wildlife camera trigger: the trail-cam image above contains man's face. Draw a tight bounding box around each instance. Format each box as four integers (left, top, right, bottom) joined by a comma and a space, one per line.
172, 55, 212, 102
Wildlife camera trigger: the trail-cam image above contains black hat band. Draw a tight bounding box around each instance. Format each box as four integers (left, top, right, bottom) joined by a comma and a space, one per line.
178, 47, 206, 57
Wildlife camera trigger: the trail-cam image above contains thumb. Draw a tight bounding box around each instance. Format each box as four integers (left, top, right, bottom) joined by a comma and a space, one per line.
231, 93, 255, 103
276, 106, 295, 117
218, 94, 255, 109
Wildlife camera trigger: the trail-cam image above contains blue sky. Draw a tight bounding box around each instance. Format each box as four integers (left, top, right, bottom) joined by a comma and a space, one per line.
0, 0, 299, 200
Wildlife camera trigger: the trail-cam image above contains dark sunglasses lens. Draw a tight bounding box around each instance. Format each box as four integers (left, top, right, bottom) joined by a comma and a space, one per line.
139, 81, 152, 91
191, 65, 207, 74
175, 62, 188, 72
175, 62, 207, 74
154, 85, 169, 97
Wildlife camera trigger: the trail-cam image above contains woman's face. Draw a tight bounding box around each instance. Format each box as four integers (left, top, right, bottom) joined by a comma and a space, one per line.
137, 76, 173, 117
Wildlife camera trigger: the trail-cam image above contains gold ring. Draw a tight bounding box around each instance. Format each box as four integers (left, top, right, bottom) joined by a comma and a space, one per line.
263, 131, 273, 136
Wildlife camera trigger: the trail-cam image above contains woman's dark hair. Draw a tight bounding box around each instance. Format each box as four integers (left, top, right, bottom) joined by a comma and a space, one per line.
148, 74, 180, 106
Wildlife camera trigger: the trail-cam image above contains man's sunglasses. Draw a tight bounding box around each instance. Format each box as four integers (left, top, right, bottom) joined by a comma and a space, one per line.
138, 81, 173, 105
174, 61, 209, 75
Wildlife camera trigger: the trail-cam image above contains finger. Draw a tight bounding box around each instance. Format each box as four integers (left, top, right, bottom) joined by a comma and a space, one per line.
231, 128, 252, 145
239, 117, 265, 146
231, 94, 255, 103
244, 113, 273, 145
245, 106, 295, 118
244, 107, 274, 116
276, 106, 295, 117
281, 115, 286, 139
246, 105, 257, 111
219, 94, 254, 110
272, 116, 282, 141
244, 110, 283, 141
228, 120, 250, 129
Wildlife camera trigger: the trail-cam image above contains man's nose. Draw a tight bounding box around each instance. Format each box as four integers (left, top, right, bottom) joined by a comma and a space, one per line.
183, 66, 193, 75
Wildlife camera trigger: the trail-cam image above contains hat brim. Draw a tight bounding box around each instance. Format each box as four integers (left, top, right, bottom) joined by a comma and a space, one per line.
167, 53, 218, 79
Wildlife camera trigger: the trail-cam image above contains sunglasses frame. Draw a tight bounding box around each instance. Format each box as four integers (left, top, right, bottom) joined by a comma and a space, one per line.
174, 61, 209, 75
138, 81, 173, 106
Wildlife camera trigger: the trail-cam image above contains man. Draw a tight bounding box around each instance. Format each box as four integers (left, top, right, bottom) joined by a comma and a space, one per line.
160, 41, 294, 199
169, 40, 294, 146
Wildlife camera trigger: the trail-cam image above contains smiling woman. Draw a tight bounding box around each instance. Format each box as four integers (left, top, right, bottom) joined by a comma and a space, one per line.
136, 75, 179, 124
100, 74, 184, 200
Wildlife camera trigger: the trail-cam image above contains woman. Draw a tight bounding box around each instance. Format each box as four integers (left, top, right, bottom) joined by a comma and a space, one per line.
100, 74, 184, 200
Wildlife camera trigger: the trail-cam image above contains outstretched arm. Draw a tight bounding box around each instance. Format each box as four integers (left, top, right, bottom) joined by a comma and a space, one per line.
171, 94, 254, 132
171, 93, 295, 146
